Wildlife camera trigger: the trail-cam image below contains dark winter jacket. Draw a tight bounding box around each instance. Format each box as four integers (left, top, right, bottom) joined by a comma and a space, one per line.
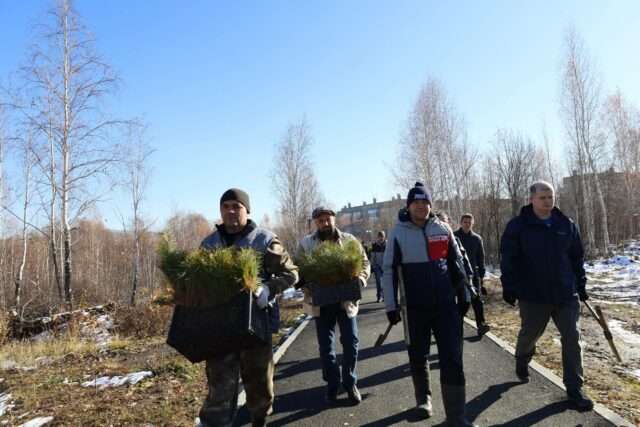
382, 209, 469, 311
454, 228, 486, 278
370, 240, 386, 271
500, 205, 587, 305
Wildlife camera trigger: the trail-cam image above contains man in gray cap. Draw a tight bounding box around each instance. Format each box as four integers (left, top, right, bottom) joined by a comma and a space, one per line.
197, 188, 299, 427
297, 206, 370, 405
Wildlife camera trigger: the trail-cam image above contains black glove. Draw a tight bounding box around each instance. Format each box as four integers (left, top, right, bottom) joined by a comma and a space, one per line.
503, 290, 517, 306
386, 309, 401, 325
578, 289, 588, 302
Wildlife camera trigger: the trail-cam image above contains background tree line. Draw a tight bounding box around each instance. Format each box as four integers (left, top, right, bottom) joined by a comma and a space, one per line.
0, 2, 638, 320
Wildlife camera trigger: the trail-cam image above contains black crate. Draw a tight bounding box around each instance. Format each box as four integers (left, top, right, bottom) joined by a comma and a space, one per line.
166, 291, 270, 363
310, 280, 362, 307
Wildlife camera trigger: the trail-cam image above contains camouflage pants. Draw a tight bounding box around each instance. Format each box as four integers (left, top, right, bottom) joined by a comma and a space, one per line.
199, 342, 274, 427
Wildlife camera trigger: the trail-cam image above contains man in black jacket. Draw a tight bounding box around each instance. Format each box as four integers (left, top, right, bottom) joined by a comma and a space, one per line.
454, 213, 490, 336
500, 181, 593, 411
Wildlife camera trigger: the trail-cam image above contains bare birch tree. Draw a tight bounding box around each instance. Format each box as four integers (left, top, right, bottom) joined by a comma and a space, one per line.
605, 91, 640, 238
394, 77, 476, 220
10, 0, 128, 309
492, 128, 544, 217
14, 133, 36, 310
122, 123, 154, 306
560, 28, 610, 254
271, 117, 322, 252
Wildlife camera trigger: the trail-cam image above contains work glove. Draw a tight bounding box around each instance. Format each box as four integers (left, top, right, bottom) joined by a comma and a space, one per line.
502, 290, 517, 306
386, 309, 401, 325
578, 289, 589, 302
254, 285, 270, 309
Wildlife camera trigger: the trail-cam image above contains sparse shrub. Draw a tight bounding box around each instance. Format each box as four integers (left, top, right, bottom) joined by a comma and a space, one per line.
114, 303, 172, 338
0, 311, 9, 346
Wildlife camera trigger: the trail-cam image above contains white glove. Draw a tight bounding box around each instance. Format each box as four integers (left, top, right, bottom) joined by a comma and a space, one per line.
358, 276, 368, 288
254, 285, 270, 309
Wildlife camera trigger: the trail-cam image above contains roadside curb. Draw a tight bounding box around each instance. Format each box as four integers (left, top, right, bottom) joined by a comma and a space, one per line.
462, 316, 634, 427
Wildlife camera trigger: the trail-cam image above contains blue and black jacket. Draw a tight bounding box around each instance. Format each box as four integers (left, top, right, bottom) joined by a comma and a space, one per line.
382, 210, 469, 311
500, 205, 587, 305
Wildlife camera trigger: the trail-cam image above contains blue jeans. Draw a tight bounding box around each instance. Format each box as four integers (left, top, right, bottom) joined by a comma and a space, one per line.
314, 303, 359, 390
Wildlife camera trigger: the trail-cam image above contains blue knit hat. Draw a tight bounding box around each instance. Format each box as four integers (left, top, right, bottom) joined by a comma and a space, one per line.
406, 182, 432, 206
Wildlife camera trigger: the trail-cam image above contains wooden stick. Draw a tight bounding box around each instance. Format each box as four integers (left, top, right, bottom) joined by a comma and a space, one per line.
374, 322, 394, 347
583, 301, 623, 363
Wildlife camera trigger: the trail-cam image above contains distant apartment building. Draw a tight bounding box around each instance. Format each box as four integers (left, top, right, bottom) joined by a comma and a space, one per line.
336, 195, 405, 241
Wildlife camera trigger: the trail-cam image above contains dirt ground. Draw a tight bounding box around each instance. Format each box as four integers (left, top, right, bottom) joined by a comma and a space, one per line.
478, 277, 640, 426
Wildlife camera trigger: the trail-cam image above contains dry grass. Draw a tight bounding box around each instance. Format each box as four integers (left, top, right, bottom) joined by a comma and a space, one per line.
0, 301, 305, 426
477, 277, 640, 426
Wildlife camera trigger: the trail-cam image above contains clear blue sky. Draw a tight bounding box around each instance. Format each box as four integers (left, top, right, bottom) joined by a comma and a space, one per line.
1, 1, 639, 229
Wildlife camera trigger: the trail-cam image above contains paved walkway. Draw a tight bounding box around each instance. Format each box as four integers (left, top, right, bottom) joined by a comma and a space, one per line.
235, 286, 627, 426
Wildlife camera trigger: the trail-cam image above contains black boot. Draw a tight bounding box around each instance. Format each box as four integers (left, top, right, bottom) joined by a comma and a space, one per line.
515, 357, 530, 383
441, 384, 478, 427
410, 363, 433, 418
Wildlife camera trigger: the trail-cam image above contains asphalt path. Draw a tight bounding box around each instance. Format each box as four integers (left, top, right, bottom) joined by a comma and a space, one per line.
235, 285, 617, 426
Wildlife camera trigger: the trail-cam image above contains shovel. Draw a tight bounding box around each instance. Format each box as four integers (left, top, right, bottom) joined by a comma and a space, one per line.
374, 322, 394, 347
583, 301, 623, 363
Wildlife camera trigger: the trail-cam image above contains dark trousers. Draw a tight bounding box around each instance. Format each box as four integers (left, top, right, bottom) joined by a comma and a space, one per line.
200, 342, 274, 427
407, 303, 465, 386
515, 299, 583, 391
373, 266, 383, 300
471, 277, 486, 327
314, 303, 359, 391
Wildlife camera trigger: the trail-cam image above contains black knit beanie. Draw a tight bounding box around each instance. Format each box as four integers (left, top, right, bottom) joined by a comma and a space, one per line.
220, 188, 251, 213
406, 182, 432, 207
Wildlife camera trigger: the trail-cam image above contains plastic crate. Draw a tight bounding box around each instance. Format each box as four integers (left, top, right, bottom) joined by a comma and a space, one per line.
310, 280, 362, 307
166, 291, 270, 363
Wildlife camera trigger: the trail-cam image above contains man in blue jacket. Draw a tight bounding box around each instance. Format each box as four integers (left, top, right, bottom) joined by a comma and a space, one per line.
500, 180, 593, 411
383, 182, 477, 427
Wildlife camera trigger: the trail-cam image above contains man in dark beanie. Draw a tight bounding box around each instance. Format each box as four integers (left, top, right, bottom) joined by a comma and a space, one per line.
197, 188, 299, 427
220, 188, 251, 214
382, 182, 477, 426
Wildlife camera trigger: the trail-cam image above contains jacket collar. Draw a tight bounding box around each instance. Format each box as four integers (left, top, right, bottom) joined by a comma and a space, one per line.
215, 219, 257, 246
519, 204, 568, 226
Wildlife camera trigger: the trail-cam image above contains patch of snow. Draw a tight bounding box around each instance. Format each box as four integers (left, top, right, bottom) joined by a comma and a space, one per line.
585, 249, 640, 304
606, 319, 640, 359
19, 417, 54, 427
0, 392, 14, 416
30, 330, 54, 342
629, 369, 640, 380
80, 314, 115, 349
0, 360, 17, 371
281, 288, 304, 301
81, 370, 153, 389
279, 327, 293, 335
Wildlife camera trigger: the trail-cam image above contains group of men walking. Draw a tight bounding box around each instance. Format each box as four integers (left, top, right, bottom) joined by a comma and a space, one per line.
195, 179, 593, 427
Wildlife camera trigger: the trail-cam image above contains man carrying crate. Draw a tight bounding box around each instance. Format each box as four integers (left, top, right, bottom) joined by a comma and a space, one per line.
198, 188, 299, 427
297, 206, 371, 406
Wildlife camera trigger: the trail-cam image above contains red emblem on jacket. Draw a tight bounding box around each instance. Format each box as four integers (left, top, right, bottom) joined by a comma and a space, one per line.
427, 235, 449, 260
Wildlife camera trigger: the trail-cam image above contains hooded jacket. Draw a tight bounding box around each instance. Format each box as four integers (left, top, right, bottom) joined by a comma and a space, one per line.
382, 209, 468, 312
500, 205, 586, 305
